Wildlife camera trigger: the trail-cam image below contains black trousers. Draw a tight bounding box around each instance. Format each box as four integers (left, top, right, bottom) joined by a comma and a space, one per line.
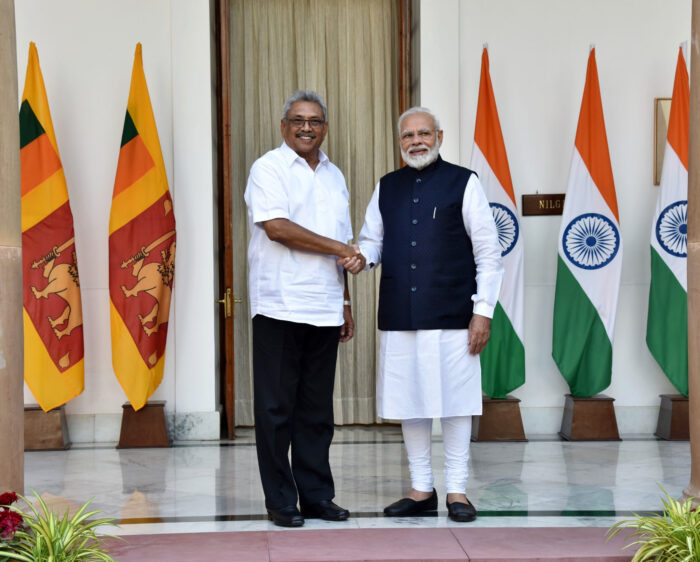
252, 314, 340, 509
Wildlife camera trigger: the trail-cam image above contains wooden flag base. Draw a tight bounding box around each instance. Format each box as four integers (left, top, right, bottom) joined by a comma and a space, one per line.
117, 401, 171, 448
24, 405, 70, 450
654, 394, 689, 440
471, 395, 527, 442
559, 394, 620, 441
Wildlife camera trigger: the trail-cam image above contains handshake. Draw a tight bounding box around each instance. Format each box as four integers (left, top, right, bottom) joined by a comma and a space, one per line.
337, 244, 366, 275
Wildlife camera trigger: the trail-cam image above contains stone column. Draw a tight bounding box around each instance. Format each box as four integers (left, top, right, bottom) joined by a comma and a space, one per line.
0, 0, 23, 494
685, 0, 700, 504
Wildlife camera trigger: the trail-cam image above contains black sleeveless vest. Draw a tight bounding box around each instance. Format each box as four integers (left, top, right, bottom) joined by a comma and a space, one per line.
377, 156, 477, 331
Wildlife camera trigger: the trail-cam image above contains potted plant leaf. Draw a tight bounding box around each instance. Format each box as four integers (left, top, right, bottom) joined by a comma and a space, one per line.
608, 486, 700, 561
0, 490, 119, 561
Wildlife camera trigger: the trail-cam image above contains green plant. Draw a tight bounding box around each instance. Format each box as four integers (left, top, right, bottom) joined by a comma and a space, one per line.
608, 486, 700, 561
0, 490, 119, 562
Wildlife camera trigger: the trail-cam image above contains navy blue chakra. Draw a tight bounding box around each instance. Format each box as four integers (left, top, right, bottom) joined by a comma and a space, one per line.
490, 203, 519, 257
562, 213, 620, 270
656, 200, 687, 258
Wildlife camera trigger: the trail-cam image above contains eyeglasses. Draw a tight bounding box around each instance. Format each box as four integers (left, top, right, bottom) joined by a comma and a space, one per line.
400, 129, 437, 143
286, 117, 326, 129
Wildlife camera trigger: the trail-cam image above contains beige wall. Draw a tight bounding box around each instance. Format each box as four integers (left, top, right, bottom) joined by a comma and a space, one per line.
14, 0, 219, 441
420, 0, 692, 434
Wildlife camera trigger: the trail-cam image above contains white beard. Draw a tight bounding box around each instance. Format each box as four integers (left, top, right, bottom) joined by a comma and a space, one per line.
401, 142, 440, 169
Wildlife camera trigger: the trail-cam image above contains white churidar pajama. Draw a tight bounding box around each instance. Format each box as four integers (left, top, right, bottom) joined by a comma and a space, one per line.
359, 173, 503, 494
402, 416, 473, 494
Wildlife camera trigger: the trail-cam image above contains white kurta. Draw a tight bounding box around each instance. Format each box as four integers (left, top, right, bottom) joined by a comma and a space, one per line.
359, 173, 503, 419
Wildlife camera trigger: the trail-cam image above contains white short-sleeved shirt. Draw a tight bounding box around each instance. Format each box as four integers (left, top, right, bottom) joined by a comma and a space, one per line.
244, 142, 353, 327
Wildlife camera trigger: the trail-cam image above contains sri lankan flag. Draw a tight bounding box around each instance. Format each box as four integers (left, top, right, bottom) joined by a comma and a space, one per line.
20, 42, 84, 412
109, 44, 176, 411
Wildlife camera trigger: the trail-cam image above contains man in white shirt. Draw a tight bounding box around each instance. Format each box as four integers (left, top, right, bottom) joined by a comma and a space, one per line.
244, 90, 364, 527
349, 107, 503, 523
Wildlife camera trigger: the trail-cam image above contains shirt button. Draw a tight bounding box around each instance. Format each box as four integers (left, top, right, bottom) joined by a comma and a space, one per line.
416, 178, 422, 183
410, 241, 417, 247
411, 219, 418, 225
413, 197, 420, 203
411, 286, 417, 292
410, 264, 417, 270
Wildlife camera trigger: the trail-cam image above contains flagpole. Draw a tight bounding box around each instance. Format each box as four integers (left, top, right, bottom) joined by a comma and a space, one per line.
0, 0, 24, 494
684, 0, 700, 505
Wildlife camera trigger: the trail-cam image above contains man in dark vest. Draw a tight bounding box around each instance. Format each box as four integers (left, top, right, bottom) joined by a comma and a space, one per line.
350, 106, 503, 522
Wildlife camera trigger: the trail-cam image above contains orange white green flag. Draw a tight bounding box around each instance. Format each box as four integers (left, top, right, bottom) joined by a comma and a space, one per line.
552, 47, 622, 397
109, 43, 176, 411
646, 46, 689, 396
470, 46, 525, 398
20, 42, 84, 412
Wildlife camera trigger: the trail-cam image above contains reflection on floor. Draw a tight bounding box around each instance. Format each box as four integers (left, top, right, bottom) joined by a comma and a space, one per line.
23, 426, 688, 537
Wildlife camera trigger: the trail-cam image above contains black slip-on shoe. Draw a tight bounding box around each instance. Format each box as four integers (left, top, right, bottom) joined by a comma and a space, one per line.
267, 505, 304, 527
300, 500, 350, 521
383, 489, 438, 517
446, 497, 477, 522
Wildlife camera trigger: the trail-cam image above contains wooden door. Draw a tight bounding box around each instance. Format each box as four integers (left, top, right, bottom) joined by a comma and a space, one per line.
215, 0, 236, 438
214, 0, 413, 436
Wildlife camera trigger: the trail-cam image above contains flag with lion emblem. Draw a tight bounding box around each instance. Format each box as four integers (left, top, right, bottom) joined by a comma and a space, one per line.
20, 42, 84, 412
109, 43, 176, 410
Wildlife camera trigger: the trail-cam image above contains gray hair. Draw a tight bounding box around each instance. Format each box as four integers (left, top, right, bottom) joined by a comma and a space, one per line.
398, 106, 441, 132
282, 90, 327, 121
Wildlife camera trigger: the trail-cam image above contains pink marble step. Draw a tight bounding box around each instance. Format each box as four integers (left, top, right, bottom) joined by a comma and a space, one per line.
105, 531, 270, 561
105, 527, 636, 561
451, 527, 634, 561
268, 528, 468, 561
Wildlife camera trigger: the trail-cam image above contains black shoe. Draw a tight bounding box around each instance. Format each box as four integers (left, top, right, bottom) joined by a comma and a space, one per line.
267, 505, 304, 527
446, 497, 477, 522
300, 500, 350, 521
383, 489, 438, 517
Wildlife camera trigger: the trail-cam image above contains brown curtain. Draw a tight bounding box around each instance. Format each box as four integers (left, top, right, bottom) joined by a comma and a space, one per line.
230, 0, 399, 425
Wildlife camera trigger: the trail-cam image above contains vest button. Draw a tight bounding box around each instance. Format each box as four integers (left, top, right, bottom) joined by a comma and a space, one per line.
413, 197, 420, 203
416, 178, 422, 183
411, 219, 418, 225
411, 286, 417, 292
410, 264, 417, 270
410, 241, 417, 247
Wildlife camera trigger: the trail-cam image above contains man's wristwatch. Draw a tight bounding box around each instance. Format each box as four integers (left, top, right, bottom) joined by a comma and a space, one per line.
343, 300, 352, 306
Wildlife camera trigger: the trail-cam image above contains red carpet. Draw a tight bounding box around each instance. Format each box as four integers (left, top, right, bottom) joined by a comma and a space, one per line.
105, 527, 636, 561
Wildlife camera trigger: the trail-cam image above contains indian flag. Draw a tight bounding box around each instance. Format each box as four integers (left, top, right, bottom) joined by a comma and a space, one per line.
470, 46, 525, 398
552, 48, 622, 398
20, 42, 84, 411
109, 44, 176, 410
646, 46, 688, 396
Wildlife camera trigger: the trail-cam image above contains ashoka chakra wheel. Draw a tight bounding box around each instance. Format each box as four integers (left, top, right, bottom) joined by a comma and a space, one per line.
490, 202, 519, 257
562, 212, 620, 270
656, 200, 687, 258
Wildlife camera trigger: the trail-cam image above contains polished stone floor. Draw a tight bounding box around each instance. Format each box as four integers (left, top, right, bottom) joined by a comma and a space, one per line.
22, 426, 689, 537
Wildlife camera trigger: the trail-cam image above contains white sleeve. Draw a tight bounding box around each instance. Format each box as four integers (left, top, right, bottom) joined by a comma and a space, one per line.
344, 183, 354, 243
345, 209, 354, 243
243, 158, 289, 224
358, 182, 383, 269
462, 174, 504, 318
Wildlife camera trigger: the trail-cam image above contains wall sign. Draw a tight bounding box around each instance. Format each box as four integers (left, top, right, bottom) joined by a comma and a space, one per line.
521, 193, 565, 216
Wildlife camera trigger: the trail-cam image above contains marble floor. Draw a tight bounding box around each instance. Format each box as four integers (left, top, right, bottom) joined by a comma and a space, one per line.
22, 426, 689, 538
